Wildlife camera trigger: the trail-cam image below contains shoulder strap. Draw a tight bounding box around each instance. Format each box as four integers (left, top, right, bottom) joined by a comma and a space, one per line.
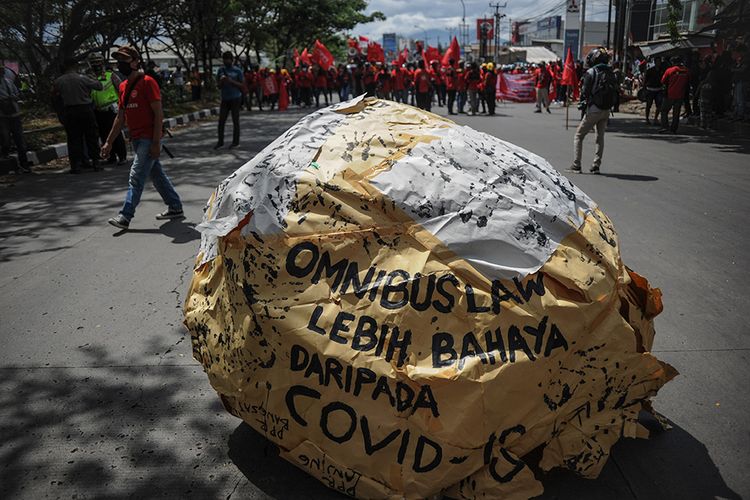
122, 74, 145, 108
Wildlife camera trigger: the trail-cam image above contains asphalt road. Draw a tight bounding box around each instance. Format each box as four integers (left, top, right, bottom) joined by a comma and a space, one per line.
1, 100, 747, 500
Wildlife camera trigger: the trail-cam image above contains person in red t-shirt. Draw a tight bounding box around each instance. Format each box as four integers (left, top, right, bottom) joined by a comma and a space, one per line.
659, 56, 689, 133
102, 45, 182, 230
391, 64, 406, 103
483, 63, 498, 116
414, 60, 432, 111
465, 62, 482, 115
313, 66, 328, 107
444, 59, 457, 114
534, 62, 552, 113
455, 60, 467, 113
430, 60, 445, 107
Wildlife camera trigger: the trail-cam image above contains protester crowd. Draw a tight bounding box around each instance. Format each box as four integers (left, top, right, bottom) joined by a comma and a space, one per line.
1, 37, 747, 177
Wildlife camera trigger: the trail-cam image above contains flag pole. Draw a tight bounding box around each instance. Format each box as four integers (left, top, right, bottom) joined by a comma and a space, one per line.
565, 89, 569, 130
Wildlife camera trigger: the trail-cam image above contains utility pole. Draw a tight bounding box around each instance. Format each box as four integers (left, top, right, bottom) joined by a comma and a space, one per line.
579, 0, 587, 63
459, 0, 469, 60
606, 0, 613, 49
489, 2, 507, 62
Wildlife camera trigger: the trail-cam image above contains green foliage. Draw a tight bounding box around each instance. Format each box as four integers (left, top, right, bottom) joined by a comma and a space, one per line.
0, 0, 383, 100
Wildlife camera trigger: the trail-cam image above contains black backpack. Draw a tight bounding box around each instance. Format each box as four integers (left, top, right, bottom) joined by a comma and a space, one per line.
589, 66, 618, 109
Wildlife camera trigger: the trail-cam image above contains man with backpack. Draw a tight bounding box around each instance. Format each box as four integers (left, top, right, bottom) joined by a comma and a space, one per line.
102, 45, 183, 230
568, 47, 617, 175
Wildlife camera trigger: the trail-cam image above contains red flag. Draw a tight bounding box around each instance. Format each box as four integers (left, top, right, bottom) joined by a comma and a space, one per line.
358, 35, 369, 42
561, 48, 577, 86
367, 42, 385, 63
397, 48, 408, 66
347, 38, 362, 54
312, 39, 334, 70
441, 36, 460, 67
300, 48, 312, 66
422, 46, 441, 68
293, 48, 300, 68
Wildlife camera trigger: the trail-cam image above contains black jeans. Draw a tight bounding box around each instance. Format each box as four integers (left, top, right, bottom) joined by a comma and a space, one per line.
485, 90, 496, 115
660, 97, 683, 132
416, 92, 430, 110
0, 115, 29, 166
218, 98, 241, 145
447, 89, 457, 113
94, 108, 126, 161
63, 104, 100, 170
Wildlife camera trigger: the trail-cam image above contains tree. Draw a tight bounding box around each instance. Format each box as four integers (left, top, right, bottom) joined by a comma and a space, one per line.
0, 0, 161, 95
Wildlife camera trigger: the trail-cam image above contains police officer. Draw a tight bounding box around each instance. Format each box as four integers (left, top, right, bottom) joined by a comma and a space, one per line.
89, 54, 127, 164
53, 57, 102, 173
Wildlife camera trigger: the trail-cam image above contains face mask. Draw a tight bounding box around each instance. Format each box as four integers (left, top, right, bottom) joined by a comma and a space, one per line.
118, 61, 133, 76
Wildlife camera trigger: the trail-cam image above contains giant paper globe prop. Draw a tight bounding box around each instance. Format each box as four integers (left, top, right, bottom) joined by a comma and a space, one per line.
184, 96, 676, 499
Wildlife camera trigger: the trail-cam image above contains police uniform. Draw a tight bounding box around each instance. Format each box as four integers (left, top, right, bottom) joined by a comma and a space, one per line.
91, 70, 127, 163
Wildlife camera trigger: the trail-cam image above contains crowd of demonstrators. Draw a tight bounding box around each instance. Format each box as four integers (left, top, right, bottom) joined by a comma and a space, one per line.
636, 48, 748, 132
0, 58, 31, 173
211, 54, 513, 118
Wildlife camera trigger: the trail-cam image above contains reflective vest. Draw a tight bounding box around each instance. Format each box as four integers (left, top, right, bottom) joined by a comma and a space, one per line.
91, 71, 119, 110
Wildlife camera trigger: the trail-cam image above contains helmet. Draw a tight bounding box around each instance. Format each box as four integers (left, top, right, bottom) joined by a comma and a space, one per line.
486, 62, 494, 71
585, 47, 610, 67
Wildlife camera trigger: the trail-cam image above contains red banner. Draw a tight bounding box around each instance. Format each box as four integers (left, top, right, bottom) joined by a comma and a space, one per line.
496, 73, 536, 102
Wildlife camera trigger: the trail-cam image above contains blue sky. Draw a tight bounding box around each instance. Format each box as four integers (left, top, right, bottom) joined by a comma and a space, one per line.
351, 0, 614, 46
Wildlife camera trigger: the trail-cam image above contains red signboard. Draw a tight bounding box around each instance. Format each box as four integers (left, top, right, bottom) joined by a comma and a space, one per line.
476, 18, 494, 40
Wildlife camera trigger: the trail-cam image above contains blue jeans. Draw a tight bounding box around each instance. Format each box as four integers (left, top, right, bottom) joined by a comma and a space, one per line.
120, 138, 182, 221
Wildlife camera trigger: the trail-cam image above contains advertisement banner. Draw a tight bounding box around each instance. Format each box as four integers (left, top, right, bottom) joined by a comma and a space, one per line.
564, 29, 580, 61
476, 18, 494, 40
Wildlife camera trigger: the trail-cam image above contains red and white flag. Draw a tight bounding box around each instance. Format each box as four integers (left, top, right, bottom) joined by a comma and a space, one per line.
312, 39, 334, 70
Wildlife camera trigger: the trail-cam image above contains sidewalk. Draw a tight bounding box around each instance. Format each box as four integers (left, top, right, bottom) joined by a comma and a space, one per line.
1, 106, 220, 175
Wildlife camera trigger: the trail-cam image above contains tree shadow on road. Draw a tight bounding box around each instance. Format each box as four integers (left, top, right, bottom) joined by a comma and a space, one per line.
0, 339, 241, 499
0, 111, 307, 266
606, 116, 750, 155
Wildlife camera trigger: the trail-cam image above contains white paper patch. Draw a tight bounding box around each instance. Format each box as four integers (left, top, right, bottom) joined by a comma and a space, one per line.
369, 125, 595, 280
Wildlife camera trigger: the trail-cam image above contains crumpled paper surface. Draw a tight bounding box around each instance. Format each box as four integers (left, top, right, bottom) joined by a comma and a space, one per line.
184, 96, 677, 499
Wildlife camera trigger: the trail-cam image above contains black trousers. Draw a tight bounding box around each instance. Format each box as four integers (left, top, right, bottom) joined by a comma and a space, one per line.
63, 104, 99, 170
485, 90, 496, 115
218, 98, 241, 145
447, 90, 457, 113
0, 115, 29, 166
416, 92, 430, 110
94, 108, 126, 161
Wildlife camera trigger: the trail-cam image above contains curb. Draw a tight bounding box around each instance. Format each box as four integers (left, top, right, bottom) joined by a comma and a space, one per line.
18, 106, 220, 167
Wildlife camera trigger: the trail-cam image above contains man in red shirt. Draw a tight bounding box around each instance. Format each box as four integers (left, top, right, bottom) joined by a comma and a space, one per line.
534, 62, 552, 113
391, 64, 406, 103
414, 60, 432, 110
102, 45, 183, 230
659, 56, 689, 133
455, 60, 467, 113
483, 62, 498, 116
445, 59, 457, 114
